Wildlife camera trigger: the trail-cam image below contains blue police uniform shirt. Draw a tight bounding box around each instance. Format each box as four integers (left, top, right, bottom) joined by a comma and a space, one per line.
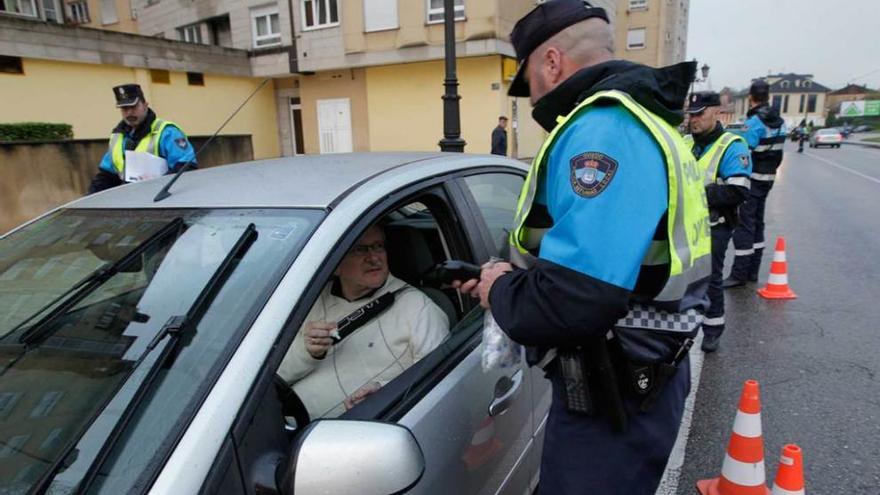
717, 139, 752, 179
736, 114, 785, 150
535, 104, 667, 291
99, 125, 196, 174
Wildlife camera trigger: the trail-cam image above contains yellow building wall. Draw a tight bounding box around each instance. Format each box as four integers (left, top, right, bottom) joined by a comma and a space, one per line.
366, 55, 543, 155
0, 58, 279, 159
298, 69, 371, 154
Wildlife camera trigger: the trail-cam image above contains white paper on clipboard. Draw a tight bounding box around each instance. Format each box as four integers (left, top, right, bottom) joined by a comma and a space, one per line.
124, 151, 168, 183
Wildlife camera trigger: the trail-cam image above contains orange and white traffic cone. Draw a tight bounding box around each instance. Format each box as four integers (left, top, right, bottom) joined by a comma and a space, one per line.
697, 380, 771, 495
757, 237, 797, 300
771, 444, 806, 495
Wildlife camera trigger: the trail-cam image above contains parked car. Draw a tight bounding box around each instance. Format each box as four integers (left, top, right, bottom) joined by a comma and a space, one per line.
809, 128, 843, 148
0, 153, 550, 495
853, 124, 873, 133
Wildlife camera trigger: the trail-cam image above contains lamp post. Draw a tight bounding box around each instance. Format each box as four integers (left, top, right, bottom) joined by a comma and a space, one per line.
438, 0, 466, 152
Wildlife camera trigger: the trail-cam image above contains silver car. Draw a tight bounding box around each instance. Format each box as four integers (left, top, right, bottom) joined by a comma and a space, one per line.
0, 153, 551, 495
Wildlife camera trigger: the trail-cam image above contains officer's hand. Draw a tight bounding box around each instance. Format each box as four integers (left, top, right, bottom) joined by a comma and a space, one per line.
344, 381, 382, 410
303, 321, 336, 359
476, 262, 513, 309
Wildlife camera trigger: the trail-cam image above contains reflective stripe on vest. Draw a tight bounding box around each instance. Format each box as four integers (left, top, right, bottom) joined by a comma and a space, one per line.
108, 119, 173, 179
697, 132, 744, 185
509, 90, 711, 330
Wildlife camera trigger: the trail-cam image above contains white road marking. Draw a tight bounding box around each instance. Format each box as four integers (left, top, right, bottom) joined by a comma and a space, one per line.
655, 333, 706, 495
804, 152, 880, 185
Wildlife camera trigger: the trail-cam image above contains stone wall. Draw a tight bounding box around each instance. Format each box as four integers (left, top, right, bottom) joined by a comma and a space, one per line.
0, 135, 253, 235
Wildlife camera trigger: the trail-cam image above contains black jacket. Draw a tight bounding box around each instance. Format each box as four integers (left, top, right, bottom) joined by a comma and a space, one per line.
491, 126, 507, 156
489, 60, 695, 348
748, 103, 786, 176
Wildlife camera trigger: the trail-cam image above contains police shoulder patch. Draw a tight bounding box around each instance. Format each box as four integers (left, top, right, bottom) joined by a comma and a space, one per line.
738, 154, 750, 168
569, 151, 618, 198
175, 138, 188, 149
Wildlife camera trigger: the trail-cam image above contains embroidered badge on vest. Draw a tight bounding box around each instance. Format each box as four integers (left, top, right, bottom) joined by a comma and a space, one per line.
569, 151, 618, 198
175, 138, 188, 149
738, 154, 749, 168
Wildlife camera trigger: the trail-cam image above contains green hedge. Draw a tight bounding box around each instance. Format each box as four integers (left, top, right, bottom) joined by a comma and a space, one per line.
0, 123, 74, 142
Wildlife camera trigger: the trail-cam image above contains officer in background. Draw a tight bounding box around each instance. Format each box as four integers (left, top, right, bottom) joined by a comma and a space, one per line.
685, 92, 752, 352
88, 84, 196, 194
724, 80, 785, 287
457, 1, 710, 493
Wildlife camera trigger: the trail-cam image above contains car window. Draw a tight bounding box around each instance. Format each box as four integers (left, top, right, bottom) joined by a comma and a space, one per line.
0, 208, 321, 495
276, 203, 457, 419
461, 173, 525, 255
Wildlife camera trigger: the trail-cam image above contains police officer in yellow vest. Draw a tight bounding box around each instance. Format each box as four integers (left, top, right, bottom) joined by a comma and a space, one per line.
456, 1, 710, 493
685, 92, 752, 353
88, 84, 196, 194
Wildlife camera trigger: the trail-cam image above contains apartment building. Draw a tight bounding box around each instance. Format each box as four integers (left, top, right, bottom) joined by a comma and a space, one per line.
135, 0, 616, 158
733, 73, 831, 127
614, 0, 688, 67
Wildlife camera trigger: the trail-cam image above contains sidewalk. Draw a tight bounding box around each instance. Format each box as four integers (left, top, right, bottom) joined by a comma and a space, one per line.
842, 132, 880, 148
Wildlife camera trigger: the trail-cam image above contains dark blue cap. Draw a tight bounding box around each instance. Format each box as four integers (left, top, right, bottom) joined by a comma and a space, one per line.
508, 0, 610, 97
113, 84, 144, 107
686, 91, 721, 113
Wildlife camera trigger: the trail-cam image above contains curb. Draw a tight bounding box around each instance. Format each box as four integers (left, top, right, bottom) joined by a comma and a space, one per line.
842, 140, 880, 149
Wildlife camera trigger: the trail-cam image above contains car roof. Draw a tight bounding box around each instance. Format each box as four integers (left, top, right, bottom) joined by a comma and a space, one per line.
72, 153, 524, 210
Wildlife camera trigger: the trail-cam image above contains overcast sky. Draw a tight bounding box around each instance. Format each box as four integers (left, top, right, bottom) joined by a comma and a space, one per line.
687, 0, 880, 92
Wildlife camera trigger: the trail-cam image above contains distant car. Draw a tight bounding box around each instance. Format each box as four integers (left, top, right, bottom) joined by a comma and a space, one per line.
853, 124, 873, 133
809, 128, 843, 148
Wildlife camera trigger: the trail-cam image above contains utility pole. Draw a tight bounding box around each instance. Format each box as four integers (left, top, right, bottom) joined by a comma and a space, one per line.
438, 0, 466, 152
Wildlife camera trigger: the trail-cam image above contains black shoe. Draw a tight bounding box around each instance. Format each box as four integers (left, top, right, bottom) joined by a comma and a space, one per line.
722, 277, 747, 289
701, 335, 721, 353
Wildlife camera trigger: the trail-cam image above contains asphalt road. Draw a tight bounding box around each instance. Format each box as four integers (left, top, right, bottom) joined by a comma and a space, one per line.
674, 142, 880, 494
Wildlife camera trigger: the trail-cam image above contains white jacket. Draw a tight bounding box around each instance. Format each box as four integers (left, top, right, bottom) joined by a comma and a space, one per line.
278, 274, 450, 417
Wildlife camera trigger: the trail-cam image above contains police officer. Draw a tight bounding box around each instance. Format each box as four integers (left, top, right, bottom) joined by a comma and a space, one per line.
457, 1, 710, 493
88, 84, 196, 194
685, 92, 752, 352
724, 80, 786, 287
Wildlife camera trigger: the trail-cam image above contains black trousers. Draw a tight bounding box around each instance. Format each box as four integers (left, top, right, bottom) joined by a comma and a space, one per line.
704, 223, 733, 339
538, 356, 690, 495
731, 179, 773, 281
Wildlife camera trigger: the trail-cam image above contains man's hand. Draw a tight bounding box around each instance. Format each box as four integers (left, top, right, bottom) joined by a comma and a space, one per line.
452, 261, 513, 309
344, 381, 382, 410
303, 321, 336, 359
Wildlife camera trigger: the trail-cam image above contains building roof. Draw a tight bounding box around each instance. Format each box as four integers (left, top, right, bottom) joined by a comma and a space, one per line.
761, 73, 831, 94
828, 84, 879, 96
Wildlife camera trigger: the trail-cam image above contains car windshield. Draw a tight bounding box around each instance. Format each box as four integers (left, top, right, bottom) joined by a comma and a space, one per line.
818, 128, 839, 134
0, 207, 321, 494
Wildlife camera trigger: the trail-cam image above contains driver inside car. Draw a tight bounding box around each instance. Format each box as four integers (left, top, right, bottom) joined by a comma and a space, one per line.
277, 223, 450, 418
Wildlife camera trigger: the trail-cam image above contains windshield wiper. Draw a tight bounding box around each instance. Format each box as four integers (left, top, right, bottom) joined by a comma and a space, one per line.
29, 223, 258, 495
16, 217, 185, 347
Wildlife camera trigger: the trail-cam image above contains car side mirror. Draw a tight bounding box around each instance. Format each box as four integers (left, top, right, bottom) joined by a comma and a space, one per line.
278, 420, 425, 495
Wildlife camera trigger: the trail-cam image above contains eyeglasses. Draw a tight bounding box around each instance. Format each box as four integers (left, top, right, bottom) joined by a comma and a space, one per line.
348, 242, 386, 257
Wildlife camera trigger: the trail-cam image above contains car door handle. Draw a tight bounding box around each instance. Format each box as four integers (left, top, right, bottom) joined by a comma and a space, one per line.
488, 369, 523, 417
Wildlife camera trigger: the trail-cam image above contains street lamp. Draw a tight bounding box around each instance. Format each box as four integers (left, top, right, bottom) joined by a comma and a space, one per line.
438, 0, 466, 152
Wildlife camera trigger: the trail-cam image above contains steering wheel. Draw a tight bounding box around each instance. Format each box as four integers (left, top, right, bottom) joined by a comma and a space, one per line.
273, 375, 311, 430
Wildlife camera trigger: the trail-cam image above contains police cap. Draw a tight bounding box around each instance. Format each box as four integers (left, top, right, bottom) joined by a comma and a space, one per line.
508, 0, 610, 97
113, 84, 144, 108
749, 80, 770, 101
686, 91, 721, 114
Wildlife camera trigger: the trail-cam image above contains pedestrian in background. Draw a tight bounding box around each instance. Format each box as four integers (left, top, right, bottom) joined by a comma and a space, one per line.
457, 0, 710, 492
725, 80, 786, 288
89, 84, 196, 194
685, 91, 752, 352
491, 116, 508, 156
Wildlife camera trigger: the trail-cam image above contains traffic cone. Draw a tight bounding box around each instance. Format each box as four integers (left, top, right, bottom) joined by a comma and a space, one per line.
697, 380, 771, 495
771, 444, 806, 495
757, 237, 798, 300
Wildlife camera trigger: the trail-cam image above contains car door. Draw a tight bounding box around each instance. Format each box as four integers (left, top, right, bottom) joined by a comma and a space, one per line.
454, 169, 553, 492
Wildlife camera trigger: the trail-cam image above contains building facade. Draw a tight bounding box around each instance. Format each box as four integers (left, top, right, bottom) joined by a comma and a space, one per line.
825, 83, 880, 119
614, 0, 688, 67
732, 73, 830, 127
134, 0, 616, 159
